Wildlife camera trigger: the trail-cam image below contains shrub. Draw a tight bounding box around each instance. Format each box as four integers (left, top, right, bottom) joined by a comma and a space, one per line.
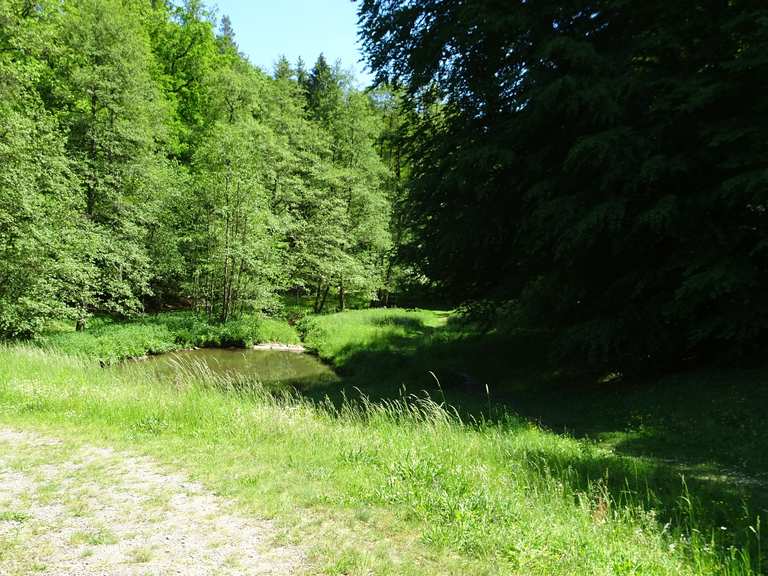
37, 312, 299, 362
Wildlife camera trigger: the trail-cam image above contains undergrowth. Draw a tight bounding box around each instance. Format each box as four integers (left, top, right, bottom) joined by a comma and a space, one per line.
36, 312, 299, 364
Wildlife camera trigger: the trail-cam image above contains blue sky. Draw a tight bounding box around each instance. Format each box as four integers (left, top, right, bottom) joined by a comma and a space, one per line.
209, 0, 372, 86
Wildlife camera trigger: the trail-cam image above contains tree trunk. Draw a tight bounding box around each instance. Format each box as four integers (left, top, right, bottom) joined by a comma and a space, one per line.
86, 91, 98, 218
338, 282, 345, 311
317, 284, 330, 313
313, 278, 323, 313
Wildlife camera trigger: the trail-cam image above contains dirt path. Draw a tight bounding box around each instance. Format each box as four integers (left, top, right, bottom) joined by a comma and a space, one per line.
0, 429, 304, 576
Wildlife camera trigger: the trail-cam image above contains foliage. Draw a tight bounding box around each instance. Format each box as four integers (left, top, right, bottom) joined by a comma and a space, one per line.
293, 55, 393, 312
38, 312, 299, 364
0, 0, 395, 337
0, 0, 91, 337
188, 119, 289, 320
358, 0, 768, 368
41, 323, 178, 364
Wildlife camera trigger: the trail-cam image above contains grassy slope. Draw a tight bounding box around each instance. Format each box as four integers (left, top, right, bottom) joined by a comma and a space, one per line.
299, 308, 528, 405
0, 342, 763, 575
302, 309, 768, 477
36, 312, 300, 364
301, 308, 768, 571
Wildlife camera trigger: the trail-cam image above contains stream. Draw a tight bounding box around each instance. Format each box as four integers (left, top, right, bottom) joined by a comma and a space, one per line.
120, 347, 338, 392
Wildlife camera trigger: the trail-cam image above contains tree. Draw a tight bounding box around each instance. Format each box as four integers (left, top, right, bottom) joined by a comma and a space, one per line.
370, 85, 415, 306
190, 120, 288, 321
330, 90, 392, 309
305, 54, 342, 125
300, 55, 393, 310
273, 55, 293, 82
149, 0, 221, 161
218, 14, 235, 49
295, 56, 308, 88
48, 0, 170, 319
359, 0, 768, 368
0, 0, 95, 336
0, 0, 397, 337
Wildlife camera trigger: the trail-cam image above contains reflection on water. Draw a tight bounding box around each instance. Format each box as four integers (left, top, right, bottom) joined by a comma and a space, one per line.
121, 348, 338, 391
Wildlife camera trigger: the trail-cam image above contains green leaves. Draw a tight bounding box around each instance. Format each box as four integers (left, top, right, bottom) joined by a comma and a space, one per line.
0, 0, 396, 336
359, 0, 768, 367
189, 119, 287, 320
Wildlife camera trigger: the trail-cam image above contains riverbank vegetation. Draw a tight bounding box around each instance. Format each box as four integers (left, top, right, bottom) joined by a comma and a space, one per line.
37, 312, 300, 365
1, 344, 764, 575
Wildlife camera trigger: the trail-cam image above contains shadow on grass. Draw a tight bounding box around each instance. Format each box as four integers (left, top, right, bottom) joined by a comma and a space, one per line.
369, 315, 430, 331
303, 328, 552, 407
295, 310, 768, 571
520, 443, 766, 568
304, 312, 768, 475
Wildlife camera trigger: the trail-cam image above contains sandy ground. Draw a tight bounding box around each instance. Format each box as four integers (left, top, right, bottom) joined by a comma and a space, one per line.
251, 344, 306, 353
0, 429, 304, 575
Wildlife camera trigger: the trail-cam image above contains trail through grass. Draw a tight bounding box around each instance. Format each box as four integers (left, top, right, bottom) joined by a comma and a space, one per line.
0, 344, 763, 575
0, 428, 302, 575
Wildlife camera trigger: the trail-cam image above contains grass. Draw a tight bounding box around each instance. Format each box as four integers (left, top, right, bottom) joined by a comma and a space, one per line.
299, 307, 549, 405
0, 512, 30, 523
0, 343, 764, 575
301, 308, 768, 572
36, 312, 300, 364
300, 308, 452, 364
69, 527, 118, 546
302, 309, 768, 477
127, 546, 153, 563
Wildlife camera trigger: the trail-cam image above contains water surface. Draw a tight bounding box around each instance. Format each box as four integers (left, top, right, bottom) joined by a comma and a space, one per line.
124, 348, 338, 391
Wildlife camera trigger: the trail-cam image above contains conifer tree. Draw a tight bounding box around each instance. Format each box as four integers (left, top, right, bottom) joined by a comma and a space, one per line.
359, 0, 768, 366
273, 55, 293, 82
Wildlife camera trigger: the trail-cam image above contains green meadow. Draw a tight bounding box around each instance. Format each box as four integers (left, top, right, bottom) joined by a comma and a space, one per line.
2, 308, 765, 575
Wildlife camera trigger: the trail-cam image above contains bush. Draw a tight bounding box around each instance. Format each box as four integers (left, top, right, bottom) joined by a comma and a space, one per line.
41, 323, 177, 364
37, 312, 300, 363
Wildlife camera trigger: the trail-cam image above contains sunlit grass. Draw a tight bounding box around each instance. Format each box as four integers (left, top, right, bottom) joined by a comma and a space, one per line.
301, 307, 451, 364
35, 312, 300, 364
0, 344, 762, 575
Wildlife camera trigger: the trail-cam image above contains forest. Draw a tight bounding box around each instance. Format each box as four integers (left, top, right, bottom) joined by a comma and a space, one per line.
1, 0, 398, 337
1, 1, 768, 575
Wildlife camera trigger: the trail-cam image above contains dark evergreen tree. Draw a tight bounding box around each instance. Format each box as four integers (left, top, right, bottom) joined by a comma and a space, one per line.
219, 14, 234, 42
359, 0, 768, 368
306, 54, 342, 125
273, 55, 293, 81
295, 56, 308, 88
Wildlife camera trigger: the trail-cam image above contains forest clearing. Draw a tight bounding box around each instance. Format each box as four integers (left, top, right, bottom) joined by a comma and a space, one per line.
2, 0, 767, 574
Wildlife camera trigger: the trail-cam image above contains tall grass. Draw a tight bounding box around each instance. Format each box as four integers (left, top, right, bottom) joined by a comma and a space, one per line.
300, 307, 451, 364
36, 312, 300, 364
0, 344, 761, 575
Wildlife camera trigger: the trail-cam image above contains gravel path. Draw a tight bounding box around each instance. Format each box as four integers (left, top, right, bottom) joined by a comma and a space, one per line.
0, 429, 304, 576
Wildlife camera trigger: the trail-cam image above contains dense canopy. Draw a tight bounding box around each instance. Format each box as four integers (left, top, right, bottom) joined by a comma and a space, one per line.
359, 0, 768, 367
0, 0, 395, 335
